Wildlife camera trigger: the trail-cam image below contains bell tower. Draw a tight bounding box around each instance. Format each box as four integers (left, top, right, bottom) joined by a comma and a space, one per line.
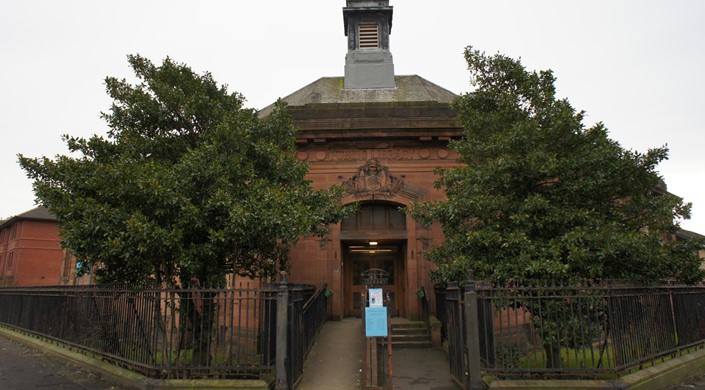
343, 0, 396, 89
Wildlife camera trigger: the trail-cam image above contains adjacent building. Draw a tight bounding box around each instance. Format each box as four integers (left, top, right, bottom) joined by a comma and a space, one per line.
0, 207, 81, 287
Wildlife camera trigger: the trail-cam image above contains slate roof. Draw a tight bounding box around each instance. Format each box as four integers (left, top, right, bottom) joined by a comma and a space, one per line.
676, 229, 705, 241
0, 206, 56, 229
259, 75, 458, 117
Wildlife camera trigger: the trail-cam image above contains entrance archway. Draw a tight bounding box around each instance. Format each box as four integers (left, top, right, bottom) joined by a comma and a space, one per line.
340, 201, 407, 317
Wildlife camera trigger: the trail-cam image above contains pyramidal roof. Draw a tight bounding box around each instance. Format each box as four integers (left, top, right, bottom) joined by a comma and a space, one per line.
259, 75, 458, 116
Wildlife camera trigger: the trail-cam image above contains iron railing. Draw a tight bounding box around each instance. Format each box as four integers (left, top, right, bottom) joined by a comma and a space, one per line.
435, 284, 448, 342
0, 283, 326, 382
444, 283, 466, 384
286, 283, 328, 389
439, 280, 705, 381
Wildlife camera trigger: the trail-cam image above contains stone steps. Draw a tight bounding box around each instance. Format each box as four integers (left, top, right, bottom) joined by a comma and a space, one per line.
383, 321, 431, 348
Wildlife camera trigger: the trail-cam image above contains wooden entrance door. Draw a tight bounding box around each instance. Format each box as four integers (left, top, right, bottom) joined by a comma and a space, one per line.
344, 244, 403, 317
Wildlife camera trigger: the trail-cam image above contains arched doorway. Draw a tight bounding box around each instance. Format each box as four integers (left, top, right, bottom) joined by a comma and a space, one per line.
341, 201, 407, 317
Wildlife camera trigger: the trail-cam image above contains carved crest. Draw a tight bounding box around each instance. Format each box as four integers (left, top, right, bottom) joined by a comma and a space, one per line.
343, 159, 403, 198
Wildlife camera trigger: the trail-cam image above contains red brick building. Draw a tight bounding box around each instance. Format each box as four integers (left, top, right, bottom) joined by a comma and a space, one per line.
0, 207, 94, 287
0, 207, 66, 286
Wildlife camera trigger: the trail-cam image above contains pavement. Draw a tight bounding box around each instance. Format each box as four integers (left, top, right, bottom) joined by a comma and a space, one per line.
298, 318, 459, 390
0, 334, 125, 390
665, 376, 705, 390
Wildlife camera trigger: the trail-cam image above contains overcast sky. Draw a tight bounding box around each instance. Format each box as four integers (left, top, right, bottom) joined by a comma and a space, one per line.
1, 0, 704, 234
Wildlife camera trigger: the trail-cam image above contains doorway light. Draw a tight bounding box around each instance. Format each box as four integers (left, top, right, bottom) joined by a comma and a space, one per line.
350, 248, 392, 253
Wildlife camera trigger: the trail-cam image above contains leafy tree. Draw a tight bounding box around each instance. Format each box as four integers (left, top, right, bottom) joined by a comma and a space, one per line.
20, 55, 352, 365
19, 54, 350, 287
412, 47, 704, 367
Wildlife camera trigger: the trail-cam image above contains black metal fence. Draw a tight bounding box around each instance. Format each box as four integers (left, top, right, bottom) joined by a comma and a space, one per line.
0, 283, 327, 383
287, 284, 328, 389
439, 280, 705, 382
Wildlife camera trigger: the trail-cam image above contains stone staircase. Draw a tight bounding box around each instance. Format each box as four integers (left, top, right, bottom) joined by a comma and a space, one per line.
387, 320, 431, 348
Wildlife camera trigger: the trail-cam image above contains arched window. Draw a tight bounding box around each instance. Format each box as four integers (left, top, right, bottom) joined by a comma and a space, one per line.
341, 202, 405, 231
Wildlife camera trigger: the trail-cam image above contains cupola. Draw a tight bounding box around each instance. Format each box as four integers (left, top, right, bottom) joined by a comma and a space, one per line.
343, 0, 396, 89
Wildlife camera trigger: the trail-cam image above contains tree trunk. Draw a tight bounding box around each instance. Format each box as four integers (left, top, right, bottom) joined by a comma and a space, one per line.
544, 343, 563, 369
191, 292, 216, 367
179, 290, 216, 367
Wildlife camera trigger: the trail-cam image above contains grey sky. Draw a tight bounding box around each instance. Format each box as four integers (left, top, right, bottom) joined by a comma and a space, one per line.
1, 0, 704, 234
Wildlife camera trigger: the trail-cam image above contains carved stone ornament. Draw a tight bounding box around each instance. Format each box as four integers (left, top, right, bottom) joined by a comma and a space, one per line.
343, 158, 403, 198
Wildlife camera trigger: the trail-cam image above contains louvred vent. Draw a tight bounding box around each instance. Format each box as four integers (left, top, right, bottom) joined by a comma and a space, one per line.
358, 24, 379, 48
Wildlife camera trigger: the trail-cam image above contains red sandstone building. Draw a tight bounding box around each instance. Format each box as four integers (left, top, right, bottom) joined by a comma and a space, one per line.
278, 0, 464, 320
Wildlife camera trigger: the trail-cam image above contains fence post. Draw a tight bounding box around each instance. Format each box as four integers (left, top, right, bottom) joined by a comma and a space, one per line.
361, 291, 367, 390
276, 272, 289, 390
464, 271, 483, 390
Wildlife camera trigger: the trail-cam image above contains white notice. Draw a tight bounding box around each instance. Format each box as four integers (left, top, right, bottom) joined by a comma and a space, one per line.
369, 288, 383, 307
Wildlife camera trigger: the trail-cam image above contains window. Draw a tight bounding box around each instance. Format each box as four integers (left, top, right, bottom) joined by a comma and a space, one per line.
6, 252, 14, 270
358, 23, 379, 49
341, 203, 406, 231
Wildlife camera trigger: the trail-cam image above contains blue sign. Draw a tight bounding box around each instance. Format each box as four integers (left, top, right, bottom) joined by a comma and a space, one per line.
365, 306, 388, 337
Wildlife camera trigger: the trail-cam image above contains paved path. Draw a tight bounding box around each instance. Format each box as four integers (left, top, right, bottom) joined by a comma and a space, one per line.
298, 318, 459, 390
299, 318, 362, 390
666, 377, 705, 390
392, 348, 458, 390
0, 335, 124, 390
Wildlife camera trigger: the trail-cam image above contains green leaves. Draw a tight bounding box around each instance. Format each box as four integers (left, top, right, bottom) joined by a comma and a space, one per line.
19, 55, 349, 287
412, 46, 703, 285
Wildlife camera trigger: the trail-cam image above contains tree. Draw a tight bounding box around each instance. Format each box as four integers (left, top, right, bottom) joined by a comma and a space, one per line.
19, 54, 351, 288
411, 47, 704, 367
21, 55, 352, 365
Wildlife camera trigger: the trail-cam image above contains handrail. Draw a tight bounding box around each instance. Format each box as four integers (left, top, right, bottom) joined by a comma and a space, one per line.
303, 283, 328, 312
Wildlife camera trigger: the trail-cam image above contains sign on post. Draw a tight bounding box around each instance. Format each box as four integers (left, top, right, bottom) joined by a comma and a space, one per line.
365, 306, 388, 337
360, 268, 393, 389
